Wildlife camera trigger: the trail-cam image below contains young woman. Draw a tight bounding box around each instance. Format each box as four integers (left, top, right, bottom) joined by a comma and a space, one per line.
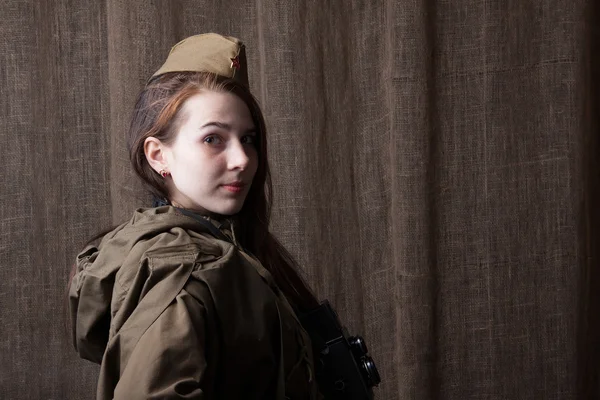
69, 33, 321, 399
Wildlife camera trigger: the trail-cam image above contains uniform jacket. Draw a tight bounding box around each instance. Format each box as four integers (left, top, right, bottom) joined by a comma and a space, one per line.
69, 206, 319, 399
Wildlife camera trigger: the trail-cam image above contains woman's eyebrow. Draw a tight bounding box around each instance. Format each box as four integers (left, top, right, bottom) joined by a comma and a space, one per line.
200, 121, 256, 134
200, 121, 231, 130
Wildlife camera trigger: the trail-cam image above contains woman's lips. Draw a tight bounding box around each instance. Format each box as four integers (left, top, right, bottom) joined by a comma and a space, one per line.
222, 183, 245, 193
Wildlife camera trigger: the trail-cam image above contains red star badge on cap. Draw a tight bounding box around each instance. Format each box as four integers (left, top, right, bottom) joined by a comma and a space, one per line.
230, 56, 241, 70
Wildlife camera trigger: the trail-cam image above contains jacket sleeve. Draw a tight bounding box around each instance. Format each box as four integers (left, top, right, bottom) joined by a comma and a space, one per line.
113, 287, 216, 400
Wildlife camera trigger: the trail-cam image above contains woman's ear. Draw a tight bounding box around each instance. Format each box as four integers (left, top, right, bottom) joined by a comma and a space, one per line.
144, 137, 169, 173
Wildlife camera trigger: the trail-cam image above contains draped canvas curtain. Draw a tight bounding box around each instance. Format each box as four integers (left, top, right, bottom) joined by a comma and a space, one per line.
1, 0, 598, 398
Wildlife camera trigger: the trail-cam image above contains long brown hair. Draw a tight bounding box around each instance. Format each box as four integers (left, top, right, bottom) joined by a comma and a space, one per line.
124, 71, 318, 311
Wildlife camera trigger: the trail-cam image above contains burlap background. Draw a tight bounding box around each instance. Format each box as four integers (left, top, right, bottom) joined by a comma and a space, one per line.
1, 0, 598, 398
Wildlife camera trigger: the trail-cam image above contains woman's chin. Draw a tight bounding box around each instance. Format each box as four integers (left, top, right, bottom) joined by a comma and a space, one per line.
203, 200, 245, 216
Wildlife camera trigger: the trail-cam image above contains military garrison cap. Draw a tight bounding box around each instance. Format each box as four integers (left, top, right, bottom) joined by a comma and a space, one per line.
151, 33, 248, 87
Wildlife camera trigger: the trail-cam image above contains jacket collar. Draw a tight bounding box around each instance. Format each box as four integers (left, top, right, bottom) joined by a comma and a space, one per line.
171, 206, 242, 247
152, 198, 243, 246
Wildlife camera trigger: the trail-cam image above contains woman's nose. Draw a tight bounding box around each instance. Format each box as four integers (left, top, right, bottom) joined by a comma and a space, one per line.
227, 140, 251, 171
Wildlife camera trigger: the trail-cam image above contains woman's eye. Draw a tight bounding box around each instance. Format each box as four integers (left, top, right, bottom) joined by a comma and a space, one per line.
241, 135, 256, 145
203, 135, 223, 145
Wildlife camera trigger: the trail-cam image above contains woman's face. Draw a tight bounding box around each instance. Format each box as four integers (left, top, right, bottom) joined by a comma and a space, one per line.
163, 91, 258, 215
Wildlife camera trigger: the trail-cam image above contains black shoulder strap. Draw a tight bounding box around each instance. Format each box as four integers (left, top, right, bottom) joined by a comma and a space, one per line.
175, 207, 231, 242
152, 196, 230, 242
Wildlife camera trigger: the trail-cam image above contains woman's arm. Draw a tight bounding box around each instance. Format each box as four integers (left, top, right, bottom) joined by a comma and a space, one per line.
112, 288, 215, 399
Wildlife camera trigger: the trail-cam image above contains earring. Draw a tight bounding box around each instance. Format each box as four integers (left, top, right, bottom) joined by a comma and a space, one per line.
159, 169, 170, 178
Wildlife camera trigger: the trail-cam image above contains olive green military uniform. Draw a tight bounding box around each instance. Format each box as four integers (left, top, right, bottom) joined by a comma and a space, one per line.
69, 206, 319, 399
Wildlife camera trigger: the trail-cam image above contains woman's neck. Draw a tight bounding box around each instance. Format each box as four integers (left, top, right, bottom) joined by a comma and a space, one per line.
170, 199, 230, 222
